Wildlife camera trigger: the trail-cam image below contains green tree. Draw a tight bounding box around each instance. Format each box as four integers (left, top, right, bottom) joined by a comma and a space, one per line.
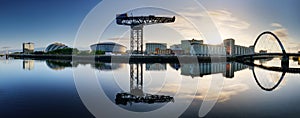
47, 48, 79, 55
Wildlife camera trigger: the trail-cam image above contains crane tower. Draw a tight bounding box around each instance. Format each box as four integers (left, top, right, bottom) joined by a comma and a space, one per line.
116, 13, 175, 54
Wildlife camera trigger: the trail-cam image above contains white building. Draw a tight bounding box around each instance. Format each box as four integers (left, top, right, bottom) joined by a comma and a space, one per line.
45, 42, 69, 52
189, 38, 254, 56
90, 42, 127, 54
191, 44, 226, 56
23, 42, 34, 54
181, 39, 203, 55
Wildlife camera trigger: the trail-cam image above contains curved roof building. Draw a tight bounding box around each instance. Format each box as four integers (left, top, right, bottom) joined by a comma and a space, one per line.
45, 42, 69, 52
90, 42, 127, 53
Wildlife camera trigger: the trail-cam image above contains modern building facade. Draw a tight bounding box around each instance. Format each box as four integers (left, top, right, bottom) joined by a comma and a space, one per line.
90, 42, 127, 54
45, 42, 69, 52
223, 39, 235, 56
181, 39, 203, 55
189, 38, 254, 56
170, 44, 184, 55
191, 44, 226, 56
145, 43, 167, 54
23, 42, 34, 54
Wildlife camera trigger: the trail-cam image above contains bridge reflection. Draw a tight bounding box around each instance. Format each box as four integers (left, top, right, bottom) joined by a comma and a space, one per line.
41, 59, 300, 92
238, 59, 300, 91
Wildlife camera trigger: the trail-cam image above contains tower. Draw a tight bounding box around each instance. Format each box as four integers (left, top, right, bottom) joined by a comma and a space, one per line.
116, 13, 175, 54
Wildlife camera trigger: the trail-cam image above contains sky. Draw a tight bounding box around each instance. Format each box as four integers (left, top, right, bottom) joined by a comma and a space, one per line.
0, 0, 102, 51
0, 0, 300, 52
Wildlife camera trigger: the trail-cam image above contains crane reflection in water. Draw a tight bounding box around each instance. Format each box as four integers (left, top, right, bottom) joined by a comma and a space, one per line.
41, 58, 300, 102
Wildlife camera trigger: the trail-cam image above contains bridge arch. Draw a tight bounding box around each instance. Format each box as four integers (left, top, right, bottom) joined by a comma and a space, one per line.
253, 31, 287, 55
252, 68, 286, 91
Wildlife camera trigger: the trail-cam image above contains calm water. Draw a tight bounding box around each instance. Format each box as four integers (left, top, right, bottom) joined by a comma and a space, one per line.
0, 57, 300, 118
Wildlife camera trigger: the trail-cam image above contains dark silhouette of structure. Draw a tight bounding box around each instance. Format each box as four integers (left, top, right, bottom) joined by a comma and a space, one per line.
115, 63, 174, 106
115, 93, 174, 106
116, 13, 175, 54
237, 31, 291, 68
239, 60, 300, 91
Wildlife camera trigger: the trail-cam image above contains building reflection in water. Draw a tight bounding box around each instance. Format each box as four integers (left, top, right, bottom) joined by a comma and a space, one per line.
146, 63, 166, 71
42, 58, 298, 93
46, 60, 72, 70
180, 62, 248, 78
45, 60, 124, 71
23, 60, 34, 70
115, 63, 174, 106
91, 63, 123, 71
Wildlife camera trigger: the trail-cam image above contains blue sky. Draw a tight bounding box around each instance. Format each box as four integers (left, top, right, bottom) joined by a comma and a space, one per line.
1, 0, 300, 52
0, 0, 101, 50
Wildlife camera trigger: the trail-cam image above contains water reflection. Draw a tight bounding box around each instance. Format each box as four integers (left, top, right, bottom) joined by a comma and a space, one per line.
292, 56, 300, 65
23, 60, 34, 70
169, 63, 181, 70
92, 63, 123, 71
46, 60, 72, 70
180, 62, 248, 78
3, 58, 300, 117
146, 63, 167, 71
116, 63, 174, 106
42, 59, 300, 93
41, 58, 300, 106
44, 59, 124, 71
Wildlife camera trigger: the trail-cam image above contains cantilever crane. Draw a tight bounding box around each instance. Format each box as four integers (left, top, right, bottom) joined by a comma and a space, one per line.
116, 13, 175, 54
116, 14, 175, 96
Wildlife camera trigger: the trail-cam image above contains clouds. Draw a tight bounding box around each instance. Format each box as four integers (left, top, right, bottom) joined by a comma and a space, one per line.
270, 23, 288, 38
163, 9, 251, 44
271, 23, 283, 28
273, 28, 288, 38
269, 22, 300, 52
207, 10, 250, 30
203, 10, 253, 45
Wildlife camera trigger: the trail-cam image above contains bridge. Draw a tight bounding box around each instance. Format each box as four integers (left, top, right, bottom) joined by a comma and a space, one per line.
231, 31, 300, 91
235, 31, 299, 68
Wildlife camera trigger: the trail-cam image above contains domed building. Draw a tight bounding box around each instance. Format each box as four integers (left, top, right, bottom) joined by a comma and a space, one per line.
90, 42, 127, 54
45, 42, 69, 52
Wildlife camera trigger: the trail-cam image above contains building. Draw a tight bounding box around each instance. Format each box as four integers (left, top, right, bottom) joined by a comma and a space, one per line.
90, 42, 127, 54
181, 39, 203, 55
145, 43, 167, 54
23, 42, 34, 54
249, 46, 255, 54
45, 42, 69, 52
191, 44, 226, 56
170, 44, 184, 55
223, 39, 235, 56
156, 49, 173, 55
190, 38, 254, 56
234, 45, 253, 55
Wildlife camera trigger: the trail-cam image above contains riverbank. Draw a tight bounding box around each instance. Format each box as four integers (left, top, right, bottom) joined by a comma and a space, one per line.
8, 54, 236, 63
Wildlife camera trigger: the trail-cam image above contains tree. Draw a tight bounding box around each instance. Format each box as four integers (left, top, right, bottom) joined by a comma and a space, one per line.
90, 50, 105, 55
46, 48, 79, 55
